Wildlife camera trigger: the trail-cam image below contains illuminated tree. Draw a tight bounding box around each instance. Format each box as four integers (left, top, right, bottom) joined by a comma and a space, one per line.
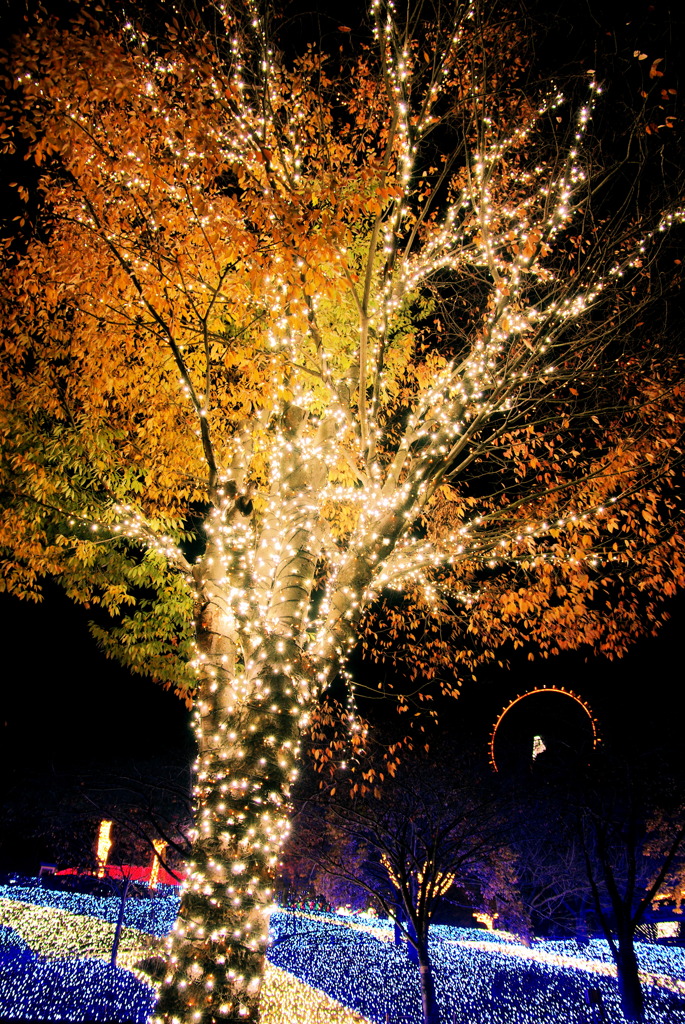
1, 1, 684, 1020
284, 752, 519, 1024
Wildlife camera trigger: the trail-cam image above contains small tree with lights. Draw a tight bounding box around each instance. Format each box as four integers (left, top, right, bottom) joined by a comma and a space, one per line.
1, 1, 684, 1020
284, 750, 520, 1024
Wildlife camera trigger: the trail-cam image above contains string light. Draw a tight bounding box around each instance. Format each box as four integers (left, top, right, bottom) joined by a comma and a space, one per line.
0, 896, 153, 970
489, 687, 600, 772
0, 891, 368, 1023
0, 880, 180, 937
150, 841, 168, 892
95, 820, 114, 878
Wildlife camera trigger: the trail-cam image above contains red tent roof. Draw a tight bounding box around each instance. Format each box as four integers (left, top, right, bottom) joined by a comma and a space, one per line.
56, 863, 184, 886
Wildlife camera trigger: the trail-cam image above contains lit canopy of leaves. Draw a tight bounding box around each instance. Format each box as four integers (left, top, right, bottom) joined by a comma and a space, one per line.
0, 0, 683, 705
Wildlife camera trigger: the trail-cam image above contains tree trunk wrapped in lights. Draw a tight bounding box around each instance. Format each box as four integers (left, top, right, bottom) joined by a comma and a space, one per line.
1, 1, 684, 1020
157, 464, 331, 1020
160, 649, 305, 1020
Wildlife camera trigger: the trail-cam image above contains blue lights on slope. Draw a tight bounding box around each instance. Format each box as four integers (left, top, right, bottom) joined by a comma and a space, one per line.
268, 913, 685, 1024
0, 881, 180, 937
0, 949, 155, 1022
1, 887, 685, 1023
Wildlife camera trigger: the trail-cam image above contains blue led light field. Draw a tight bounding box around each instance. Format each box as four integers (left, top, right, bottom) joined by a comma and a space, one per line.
0, 946, 155, 1022
1, 888, 685, 1023
0, 881, 180, 937
268, 912, 685, 1024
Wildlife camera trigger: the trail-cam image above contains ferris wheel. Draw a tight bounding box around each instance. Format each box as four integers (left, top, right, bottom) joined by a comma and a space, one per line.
488, 685, 600, 772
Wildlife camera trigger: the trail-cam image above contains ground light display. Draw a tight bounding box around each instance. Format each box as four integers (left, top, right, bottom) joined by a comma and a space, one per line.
0, 880, 684, 1023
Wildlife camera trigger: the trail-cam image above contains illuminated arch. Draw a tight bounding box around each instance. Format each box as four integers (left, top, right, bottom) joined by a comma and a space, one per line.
489, 686, 599, 772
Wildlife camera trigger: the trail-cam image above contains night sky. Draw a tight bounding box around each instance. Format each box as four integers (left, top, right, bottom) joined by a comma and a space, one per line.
0, 585, 193, 771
